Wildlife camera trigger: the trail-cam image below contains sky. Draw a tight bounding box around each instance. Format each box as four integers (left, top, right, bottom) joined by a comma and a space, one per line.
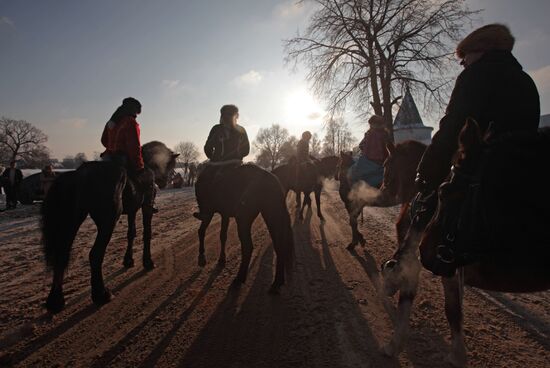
1, 0, 549, 160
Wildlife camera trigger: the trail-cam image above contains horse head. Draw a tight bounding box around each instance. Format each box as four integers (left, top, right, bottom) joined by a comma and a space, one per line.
381, 140, 427, 205
142, 141, 179, 189
317, 156, 339, 178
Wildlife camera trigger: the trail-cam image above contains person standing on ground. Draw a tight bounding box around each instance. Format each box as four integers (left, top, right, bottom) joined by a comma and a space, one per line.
1, 161, 23, 210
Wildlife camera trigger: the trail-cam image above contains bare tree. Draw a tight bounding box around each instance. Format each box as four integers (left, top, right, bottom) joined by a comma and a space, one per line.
310, 133, 322, 158
322, 118, 356, 155
254, 124, 289, 170
174, 141, 200, 172
285, 0, 478, 136
0, 117, 48, 163
20, 146, 51, 169
74, 152, 88, 167
279, 135, 298, 163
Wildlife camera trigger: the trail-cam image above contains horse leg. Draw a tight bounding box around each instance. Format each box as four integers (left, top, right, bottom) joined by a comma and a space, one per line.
443, 275, 467, 367
197, 213, 214, 267
45, 214, 86, 313
142, 207, 155, 270
295, 190, 301, 209
299, 192, 310, 220
46, 267, 66, 314
89, 216, 118, 306
218, 215, 229, 267
314, 187, 324, 222
347, 208, 365, 249
233, 218, 254, 287
123, 211, 137, 268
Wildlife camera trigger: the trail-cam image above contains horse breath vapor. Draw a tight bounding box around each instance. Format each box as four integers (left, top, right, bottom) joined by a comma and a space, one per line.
348, 181, 381, 207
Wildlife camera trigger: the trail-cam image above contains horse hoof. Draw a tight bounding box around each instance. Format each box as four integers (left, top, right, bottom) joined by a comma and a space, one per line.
123, 257, 135, 268
143, 259, 155, 271
198, 255, 207, 267
268, 284, 281, 295
231, 278, 244, 289
92, 288, 112, 306
45, 291, 65, 314
381, 342, 398, 357
446, 353, 467, 368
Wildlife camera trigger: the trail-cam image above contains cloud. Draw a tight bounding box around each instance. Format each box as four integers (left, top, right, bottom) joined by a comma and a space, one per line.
0, 16, 14, 27
233, 70, 263, 87
160, 79, 191, 96
274, 1, 306, 19
307, 112, 322, 120
59, 118, 88, 129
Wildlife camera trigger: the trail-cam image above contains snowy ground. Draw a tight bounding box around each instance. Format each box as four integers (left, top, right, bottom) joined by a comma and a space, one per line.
0, 188, 548, 367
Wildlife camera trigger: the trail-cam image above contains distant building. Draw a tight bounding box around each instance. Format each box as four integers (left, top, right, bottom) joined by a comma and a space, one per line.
540, 114, 550, 128
393, 89, 433, 144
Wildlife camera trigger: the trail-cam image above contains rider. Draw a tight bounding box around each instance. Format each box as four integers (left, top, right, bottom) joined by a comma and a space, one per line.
352, 115, 391, 187
293, 131, 313, 185
193, 104, 250, 221
413, 24, 540, 274
416, 24, 540, 195
100, 97, 157, 212
296, 131, 312, 164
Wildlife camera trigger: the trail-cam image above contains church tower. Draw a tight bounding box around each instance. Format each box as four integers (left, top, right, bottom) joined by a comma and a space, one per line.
393, 89, 433, 144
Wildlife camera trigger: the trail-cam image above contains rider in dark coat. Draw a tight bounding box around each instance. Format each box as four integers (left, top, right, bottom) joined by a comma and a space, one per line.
414, 24, 540, 276
417, 24, 540, 192
193, 104, 250, 221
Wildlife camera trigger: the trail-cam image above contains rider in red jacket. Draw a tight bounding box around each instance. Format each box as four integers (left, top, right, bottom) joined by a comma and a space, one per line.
101, 97, 156, 212
101, 98, 145, 170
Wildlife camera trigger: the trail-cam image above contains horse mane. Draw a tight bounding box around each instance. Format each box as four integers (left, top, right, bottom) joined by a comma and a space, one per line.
394, 140, 427, 156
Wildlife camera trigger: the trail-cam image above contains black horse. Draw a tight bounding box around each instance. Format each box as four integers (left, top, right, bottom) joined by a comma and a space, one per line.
196, 164, 294, 294
272, 156, 338, 221
42, 141, 178, 313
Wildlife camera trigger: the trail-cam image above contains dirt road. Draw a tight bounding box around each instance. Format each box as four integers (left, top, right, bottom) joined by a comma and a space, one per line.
0, 188, 548, 367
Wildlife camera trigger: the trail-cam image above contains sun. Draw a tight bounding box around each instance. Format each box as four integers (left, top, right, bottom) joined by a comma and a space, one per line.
283, 88, 324, 136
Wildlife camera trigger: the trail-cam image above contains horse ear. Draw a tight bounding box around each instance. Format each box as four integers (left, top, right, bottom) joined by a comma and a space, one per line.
386, 142, 396, 156
459, 118, 482, 152
172, 153, 180, 158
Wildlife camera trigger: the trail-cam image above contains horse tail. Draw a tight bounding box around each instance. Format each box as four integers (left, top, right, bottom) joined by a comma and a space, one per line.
41, 171, 81, 272
261, 173, 295, 280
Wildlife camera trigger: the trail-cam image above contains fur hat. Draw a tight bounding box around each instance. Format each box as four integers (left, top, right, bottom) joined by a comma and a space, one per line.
368, 115, 385, 127
456, 24, 515, 59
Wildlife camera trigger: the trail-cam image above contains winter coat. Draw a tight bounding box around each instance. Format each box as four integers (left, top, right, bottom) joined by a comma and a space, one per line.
204, 124, 250, 162
359, 127, 391, 165
417, 50, 540, 189
101, 115, 144, 170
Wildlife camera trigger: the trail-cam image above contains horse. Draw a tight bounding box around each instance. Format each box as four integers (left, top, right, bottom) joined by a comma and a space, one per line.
41, 141, 178, 313
272, 156, 338, 221
196, 163, 294, 294
381, 121, 550, 367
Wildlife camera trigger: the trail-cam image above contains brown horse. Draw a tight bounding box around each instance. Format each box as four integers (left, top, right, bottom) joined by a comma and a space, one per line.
195, 164, 294, 294
335, 150, 404, 249
272, 156, 338, 221
381, 122, 550, 367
